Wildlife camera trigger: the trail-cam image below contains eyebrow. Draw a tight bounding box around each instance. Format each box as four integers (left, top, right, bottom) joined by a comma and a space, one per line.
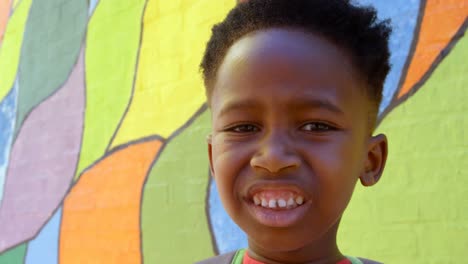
291, 98, 344, 115
217, 100, 260, 118
217, 97, 344, 117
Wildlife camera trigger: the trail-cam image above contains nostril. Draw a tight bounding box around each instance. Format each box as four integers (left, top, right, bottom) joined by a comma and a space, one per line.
250, 152, 300, 173
250, 132, 300, 173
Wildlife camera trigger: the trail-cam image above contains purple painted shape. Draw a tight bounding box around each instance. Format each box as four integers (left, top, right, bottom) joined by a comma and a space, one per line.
0, 49, 85, 251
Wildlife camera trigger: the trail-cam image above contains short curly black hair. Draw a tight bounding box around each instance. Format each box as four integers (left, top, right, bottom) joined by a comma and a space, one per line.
200, 0, 392, 116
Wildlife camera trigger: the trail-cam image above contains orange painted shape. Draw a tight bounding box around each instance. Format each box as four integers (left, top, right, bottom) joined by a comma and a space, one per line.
60, 139, 163, 264
398, 0, 468, 98
0, 0, 12, 42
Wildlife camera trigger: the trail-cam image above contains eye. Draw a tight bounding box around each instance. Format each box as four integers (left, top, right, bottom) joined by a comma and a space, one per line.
300, 122, 335, 132
227, 124, 259, 133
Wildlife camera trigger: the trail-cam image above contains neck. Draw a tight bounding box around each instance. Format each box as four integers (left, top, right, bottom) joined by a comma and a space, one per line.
246, 222, 343, 264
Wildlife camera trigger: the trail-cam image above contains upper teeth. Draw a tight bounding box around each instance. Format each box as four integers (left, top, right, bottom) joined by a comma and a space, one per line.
278, 199, 287, 208
253, 194, 305, 209
268, 200, 276, 208
295, 196, 304, 205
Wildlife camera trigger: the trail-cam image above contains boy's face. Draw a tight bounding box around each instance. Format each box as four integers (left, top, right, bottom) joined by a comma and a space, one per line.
208, 29, 387, 260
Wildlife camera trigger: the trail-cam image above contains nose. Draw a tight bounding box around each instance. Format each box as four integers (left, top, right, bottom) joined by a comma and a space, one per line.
250, 131, 300, 174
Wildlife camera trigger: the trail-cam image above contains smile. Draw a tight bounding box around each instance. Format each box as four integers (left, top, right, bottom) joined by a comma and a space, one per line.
245, 185, 311, 227
252, 191, 304, 210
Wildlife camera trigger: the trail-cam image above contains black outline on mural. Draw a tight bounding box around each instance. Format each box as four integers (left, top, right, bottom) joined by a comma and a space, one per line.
205, 173, 220, 255
6, 203, 65, 263
87, 0, 100, 18
76, 134, 166, 183
138, 103, 209, 262
390, 18, 468, 112
44, 1, 104, 254
53, 206, 64, 264
376, 0, 426, 127
378, 2, 468, 127
56, 29, 90, 263
1, 4, 212, 257
80, 0, 150, 178
0, 9, 89, 253
74, 0, 147, 184
394, 0, 427, 101
137, 140, 167, 264
48, 136, 163, 263
0, 91, 208, 259
0, 0, 32, 104
0, 77, 18, 214
0, 79, 18, 213
11, 0, 89, 144
0, 44, 87, 257
56, 45, 87, 264
87, 0, 101, 20
41, 135, 164, 263
0, 0, 34, 148
69, 133, 165, 195
0, 0, 86, 230
10, 0, 468, 261
22, 242, 28, 263
69, 134, 165, 264
104, 0, 149, 155
0, 242, 28, 261
167, 104, 208, 144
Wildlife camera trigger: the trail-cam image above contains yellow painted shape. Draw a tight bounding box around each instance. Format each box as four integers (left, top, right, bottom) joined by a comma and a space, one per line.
75, 0, 146, 180
110, 0, 236, 148
0, 0, 32, 101
12, 0, 21, 9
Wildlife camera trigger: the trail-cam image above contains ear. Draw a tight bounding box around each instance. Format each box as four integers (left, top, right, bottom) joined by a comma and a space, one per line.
207, 134, 215, 178
359, 134, 388, 187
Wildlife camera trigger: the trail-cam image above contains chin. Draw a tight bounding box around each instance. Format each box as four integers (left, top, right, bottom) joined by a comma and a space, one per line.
248, 226, 312, 252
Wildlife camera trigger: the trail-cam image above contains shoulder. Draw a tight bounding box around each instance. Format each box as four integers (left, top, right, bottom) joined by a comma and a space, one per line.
194, 251, 237, 264
357, 257, 383, 264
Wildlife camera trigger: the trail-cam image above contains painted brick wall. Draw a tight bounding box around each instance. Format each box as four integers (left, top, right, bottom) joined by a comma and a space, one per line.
0, 0, 466, 263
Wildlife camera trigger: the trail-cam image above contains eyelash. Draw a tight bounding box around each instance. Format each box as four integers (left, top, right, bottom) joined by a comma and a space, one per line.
300, 122, 336, 132
226, 124, 260, 133
225, 122, 336, 133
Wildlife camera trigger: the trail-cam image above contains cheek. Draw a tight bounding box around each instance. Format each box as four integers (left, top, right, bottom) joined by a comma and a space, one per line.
308, 134, 365, 178
211, 138, 253, 207
303, 136, 364, 209
212, 138, 253, 176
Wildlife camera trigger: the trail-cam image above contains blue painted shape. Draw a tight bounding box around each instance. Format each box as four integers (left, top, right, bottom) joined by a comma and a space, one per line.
88, 0, 99, 16
208, 178, 247, 254
355, 0, 421, 114
0, 78, 18, 204
24, 207, 62, 264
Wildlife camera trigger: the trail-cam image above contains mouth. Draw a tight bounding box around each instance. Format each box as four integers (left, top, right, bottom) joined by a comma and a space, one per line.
244, 185, 311, 227
252, 191, 304, 209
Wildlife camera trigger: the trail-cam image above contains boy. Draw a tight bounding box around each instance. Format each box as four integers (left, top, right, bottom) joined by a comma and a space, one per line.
198, 0, 391, 263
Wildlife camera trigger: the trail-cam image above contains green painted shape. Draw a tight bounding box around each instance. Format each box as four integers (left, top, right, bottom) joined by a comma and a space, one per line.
338, 36, 468, 262
142, 110, 214, 263
15, 0, 88, 137
74, 0, 146, 180
0, 243, 26, 264
0, 0, 32, 102
232, 249, 245, 264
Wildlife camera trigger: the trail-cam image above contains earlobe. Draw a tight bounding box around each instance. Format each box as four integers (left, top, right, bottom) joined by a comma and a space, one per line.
360, 134, 388, 187
207, 134, 215, 178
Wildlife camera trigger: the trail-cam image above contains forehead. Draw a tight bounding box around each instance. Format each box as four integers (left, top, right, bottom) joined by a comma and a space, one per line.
211, 28, 367, 117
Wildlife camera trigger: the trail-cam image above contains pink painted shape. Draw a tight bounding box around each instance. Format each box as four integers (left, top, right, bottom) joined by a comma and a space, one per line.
0, 49, 85, 251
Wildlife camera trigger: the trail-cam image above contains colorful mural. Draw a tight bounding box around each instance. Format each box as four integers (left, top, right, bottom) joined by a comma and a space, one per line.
0, 0, 466, 263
